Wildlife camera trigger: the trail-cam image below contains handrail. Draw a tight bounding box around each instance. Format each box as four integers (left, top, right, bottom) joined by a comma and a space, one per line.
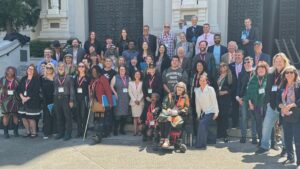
0, 40, 21, 57
290, 39, 300, 64
282, 39, 295, 64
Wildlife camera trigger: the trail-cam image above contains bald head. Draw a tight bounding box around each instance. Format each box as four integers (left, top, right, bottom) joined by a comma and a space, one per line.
177, 47, 185, 58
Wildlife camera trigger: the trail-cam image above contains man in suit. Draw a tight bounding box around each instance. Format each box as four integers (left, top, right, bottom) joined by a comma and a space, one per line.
207, 34, 228, 68
229, 50, 245, 128
177, 47, 191, 74
186, 15, 203, 45
66, 38, 86, 65
192, 40, 216, 80
137, 25, 157, 55
240, 18, 259, 58
175, 32, 194, 58
253, 41, 271, 66
52, 40, 64, 62
221, 41, 238, 64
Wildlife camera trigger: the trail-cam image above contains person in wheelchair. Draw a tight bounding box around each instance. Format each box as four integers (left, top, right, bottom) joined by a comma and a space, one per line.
141, 93, 161, 142
158, 82, 190, 148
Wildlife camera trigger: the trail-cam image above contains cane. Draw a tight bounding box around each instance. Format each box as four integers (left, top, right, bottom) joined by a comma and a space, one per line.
83, 100, 93, 141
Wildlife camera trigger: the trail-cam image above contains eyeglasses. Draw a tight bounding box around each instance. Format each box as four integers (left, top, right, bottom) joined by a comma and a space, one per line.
285, 71, 294, 74
46, 67, 53, 69
164, 26, 170, 28
78, 65, 85, 68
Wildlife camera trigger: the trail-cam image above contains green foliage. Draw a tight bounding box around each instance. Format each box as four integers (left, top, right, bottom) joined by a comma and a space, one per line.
30, 40, 51, 58
0, 0, 41, 33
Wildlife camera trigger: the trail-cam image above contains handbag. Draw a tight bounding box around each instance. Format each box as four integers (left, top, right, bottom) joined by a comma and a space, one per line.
91, 99, 105, 113
283, 107, 300, 123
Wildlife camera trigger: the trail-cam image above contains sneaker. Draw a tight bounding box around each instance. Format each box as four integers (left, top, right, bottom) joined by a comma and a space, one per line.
255, 148, 269, 155
282, 159, 295, 165
43, 136, 49, 140
252, 138, 258, 145
162, 139, 170, 148
271, 144, 280, 151
240, 137, 246, 143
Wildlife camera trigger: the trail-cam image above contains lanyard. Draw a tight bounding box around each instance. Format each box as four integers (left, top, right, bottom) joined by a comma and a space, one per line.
121, 76, 127, 87
258, 77, 264, 88
218, 76, 225, 87
274, 72, 280, 85
25, 79, 31, 91
77, 76, 85, 87
149, 76, 155, 88
7, 79, 14, 90
283, 85, 289, 102
58, 74, 67, 86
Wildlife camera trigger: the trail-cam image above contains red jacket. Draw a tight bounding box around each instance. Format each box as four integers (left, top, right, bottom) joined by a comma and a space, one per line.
92, 76, 113, 107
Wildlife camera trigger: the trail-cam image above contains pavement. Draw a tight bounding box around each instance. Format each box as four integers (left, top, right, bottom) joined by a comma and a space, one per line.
0, 129, 297, 169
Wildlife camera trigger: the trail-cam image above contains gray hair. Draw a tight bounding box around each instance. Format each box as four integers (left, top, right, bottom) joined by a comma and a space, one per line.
228, 41, 238, 50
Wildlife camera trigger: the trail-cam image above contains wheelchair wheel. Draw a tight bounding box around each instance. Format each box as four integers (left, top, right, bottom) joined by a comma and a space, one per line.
179, 144, 187, 153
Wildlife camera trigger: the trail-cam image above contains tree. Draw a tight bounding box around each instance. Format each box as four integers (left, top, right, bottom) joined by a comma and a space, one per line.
0, 0, 41, 34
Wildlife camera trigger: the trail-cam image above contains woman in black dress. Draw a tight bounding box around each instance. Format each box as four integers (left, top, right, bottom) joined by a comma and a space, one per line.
17, 64, 42, 138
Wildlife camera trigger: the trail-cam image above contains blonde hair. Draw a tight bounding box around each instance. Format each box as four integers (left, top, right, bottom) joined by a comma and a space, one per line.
44, 63, 55, 79
219, 62, 233, 85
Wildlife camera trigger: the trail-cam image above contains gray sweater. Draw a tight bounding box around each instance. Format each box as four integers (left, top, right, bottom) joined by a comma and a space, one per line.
162, 67, 188, 93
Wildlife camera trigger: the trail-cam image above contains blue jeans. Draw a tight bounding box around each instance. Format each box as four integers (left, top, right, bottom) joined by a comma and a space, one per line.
195, 113, 214, 148
282, 120, 300, 165
240, 103, 257, 138
261, 104, 280, 149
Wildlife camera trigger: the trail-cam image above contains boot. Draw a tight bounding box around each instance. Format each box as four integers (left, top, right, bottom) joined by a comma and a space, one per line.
13, 123, 19, 137
90, 135, 102, 145
63, 132, 71, 141
119, 118, 126, 135
4, 126, 9, 139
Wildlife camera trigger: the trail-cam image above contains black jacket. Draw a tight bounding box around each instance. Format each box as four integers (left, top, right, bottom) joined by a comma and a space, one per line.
186, 25, 203, 43
266, 70, 282, 110
137, 34, 157, 55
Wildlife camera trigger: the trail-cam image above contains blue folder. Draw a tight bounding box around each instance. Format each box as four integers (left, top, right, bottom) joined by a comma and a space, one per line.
47, 104, 54, 112
102, 95, 117, 107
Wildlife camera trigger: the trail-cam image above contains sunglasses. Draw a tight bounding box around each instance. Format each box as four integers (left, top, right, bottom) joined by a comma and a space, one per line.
164, 26, 170, 28
78, 65, 85, 68
285, 71, 294, 74
46, 67, 53, 69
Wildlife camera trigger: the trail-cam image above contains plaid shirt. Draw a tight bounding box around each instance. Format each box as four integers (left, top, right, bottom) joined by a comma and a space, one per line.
158, 32, 176, 58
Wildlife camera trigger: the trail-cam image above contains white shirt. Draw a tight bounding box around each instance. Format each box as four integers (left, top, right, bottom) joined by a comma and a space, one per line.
195, 32, 215, 55
194, 85, 219, 118
73, 48, 78, 65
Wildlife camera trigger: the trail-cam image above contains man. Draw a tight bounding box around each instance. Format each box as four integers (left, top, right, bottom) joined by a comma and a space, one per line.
253, 41, 271, 67
52, 40, 63, 62
177, 47, 191, 73
229, 50, 245, 128
101, 58, 117, 83
235, 56, 257, 143
186, 15, 203, 44
162, 56, 188, 95
221, 41, 238, 64
54, 62, 75, 141
192, 41, 216, 80
122, 40, 139, 66
37, 48, 58, 75
195, 23, 215, 55
158, 23, 177, 58
175, 32, 194, 59
207, 34, 228, 68
240, 18, 259, 58
178, 19, 188, 34
137, 25, 157, 55
66, 38, 86, 65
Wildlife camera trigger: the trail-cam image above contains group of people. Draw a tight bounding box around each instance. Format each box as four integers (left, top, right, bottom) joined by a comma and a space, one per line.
0, 16, 299, 168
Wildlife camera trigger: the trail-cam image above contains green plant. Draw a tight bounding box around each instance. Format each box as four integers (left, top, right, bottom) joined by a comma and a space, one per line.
30, 40, 52, 58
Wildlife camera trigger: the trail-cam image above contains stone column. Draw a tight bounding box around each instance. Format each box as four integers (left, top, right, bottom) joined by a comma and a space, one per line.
218, 0, 229, 44
208, 0, 219, 33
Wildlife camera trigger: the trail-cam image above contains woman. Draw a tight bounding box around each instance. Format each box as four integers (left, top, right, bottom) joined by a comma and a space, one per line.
141, 64, 163, 124
128, 57, 140, 79
128, 70, 144, 136
256, 53, 290, 154
158, 82, 190, 148
245, 61, 269, 145
140, 55, 154, 76
63, 54, 76, 76
216, 62, 232, 142
190, 60, 208, 135
118, 28, 130, 55
17, 64, 41, 138
89, 52, 103, 69
111, 66, 130, 135
138, 41, 152, 64
278, 66, 300, 167
41, 63, 56, 139
115, 56, 126, 72
0, 66, 19, 138
90, 66, 113, 145
195, 75, 219, 149
84, 31, 102, 54
74, 62, 90, 138
155, 44, 170, 75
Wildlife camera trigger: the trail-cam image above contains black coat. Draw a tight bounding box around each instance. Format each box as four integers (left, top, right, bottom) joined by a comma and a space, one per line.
186, 25, 203, 43
84, 40, 102, 54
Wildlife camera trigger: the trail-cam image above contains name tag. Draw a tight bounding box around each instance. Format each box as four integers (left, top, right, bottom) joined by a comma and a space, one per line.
77, 88, 83, 94
7, 90, 14, 96
150, 120, 155, 126
123, 88, 128, 93
148, 88, 153, 94
259, 88, 265, 94
271, 85, 278, 92
24, 91, 27, 96
58, 87, 64, 93
219, 86, 222, 91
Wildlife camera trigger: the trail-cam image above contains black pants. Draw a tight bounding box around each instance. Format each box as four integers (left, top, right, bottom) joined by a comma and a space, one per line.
159, 122, 171, 138
217, 104, 229, 138
231, 100, 239, 128
43, 106, 57, 136
54, 96, 72, 136
104, 109, 113, 135
94, 114, 105, 137
252, 107, 264, 141
75, 96, 88, 135
114, 115, 127, 134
